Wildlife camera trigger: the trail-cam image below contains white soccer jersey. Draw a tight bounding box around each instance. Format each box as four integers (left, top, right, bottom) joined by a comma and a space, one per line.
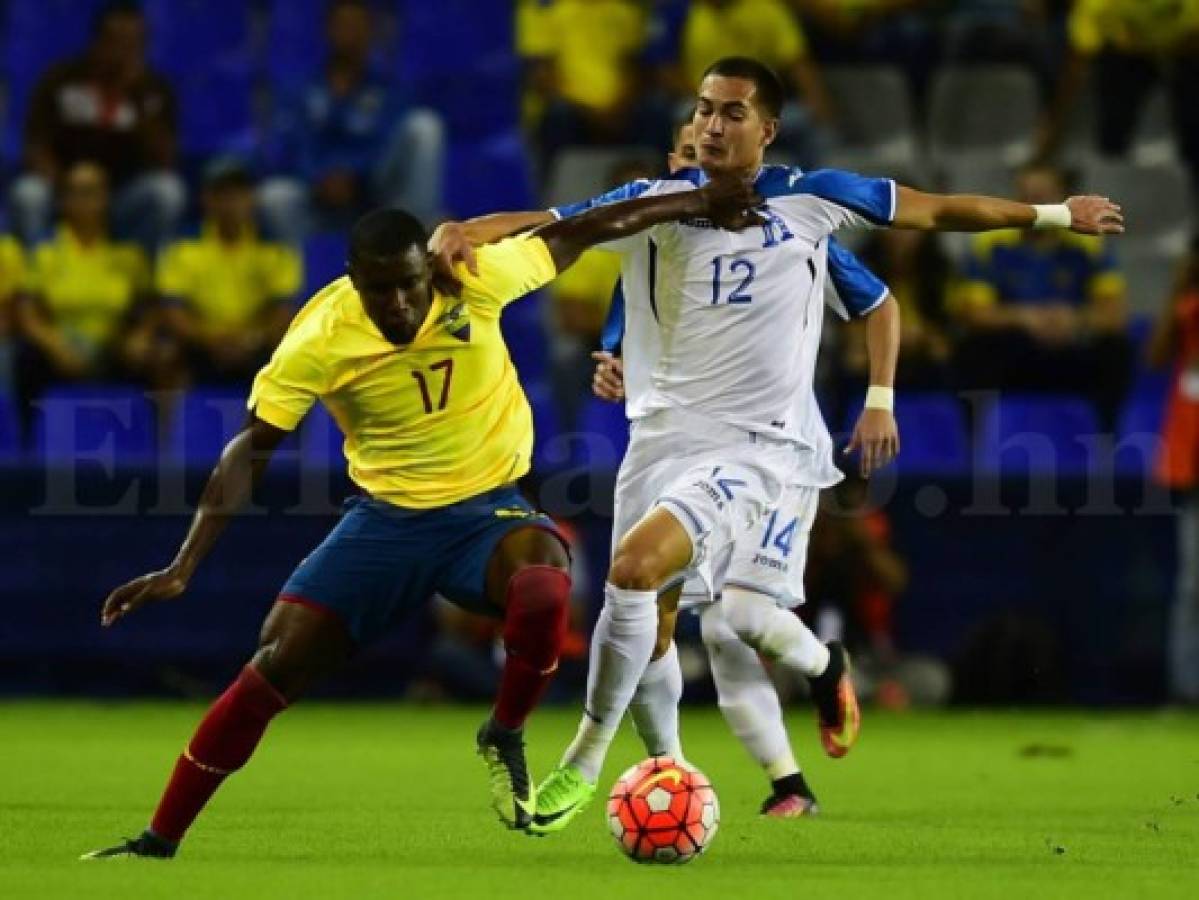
555, 165, 893, 487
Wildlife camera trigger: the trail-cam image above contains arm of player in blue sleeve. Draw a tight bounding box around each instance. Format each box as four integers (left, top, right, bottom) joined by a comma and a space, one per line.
826, 237, 888, 320
599, 280, 625, 353
549, 179, 656, 220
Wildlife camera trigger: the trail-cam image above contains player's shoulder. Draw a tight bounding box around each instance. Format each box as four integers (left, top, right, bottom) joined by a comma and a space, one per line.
757, 166, 896, 224
286, 275, 355, 343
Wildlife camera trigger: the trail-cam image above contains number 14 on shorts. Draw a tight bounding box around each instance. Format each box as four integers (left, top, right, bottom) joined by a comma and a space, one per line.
760, 509, 798, 556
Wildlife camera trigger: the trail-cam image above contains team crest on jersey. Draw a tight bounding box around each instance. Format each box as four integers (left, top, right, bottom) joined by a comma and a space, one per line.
437, 302, 471, 342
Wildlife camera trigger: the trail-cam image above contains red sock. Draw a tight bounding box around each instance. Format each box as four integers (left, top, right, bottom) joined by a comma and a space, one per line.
493, 565, 571, 730
149, 665, 288, 843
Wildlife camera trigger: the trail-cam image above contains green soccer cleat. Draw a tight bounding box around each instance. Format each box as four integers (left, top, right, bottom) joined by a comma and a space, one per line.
527, 764, 596, 836
80, 831, 176, 860
476, 719, 535, 830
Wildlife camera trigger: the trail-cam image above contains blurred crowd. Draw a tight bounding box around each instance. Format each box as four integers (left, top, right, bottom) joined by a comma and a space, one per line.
0, 1, 1197, 702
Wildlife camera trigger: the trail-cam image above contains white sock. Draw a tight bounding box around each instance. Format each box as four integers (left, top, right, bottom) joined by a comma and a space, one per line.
562, 583, 657, 782
630, 641, 684, 759
701, 603, 799, 777
723, 588, 830, 678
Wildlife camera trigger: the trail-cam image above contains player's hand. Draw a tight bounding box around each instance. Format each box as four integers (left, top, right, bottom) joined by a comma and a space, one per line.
1065, 196, 1123, 235
101, 568, 188, 627
845, 408, 900, 478
591, 351, 625, 401
428, 221, 476, 296
696, 175, 766, 231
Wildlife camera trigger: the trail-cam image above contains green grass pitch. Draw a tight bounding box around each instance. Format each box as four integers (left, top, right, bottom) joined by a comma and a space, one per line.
2, 702, 1197, 899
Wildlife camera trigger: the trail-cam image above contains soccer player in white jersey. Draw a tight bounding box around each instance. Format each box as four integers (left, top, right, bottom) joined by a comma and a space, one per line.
433, 117, 898, 819
438, 57, 1122, 834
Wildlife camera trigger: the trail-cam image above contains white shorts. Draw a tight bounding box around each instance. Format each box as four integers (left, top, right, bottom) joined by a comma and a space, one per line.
612, 407, 801, 600
680, 482, 820, 611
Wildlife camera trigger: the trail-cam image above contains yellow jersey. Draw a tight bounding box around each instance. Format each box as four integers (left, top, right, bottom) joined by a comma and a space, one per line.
248, 235, 557, 509
683, 0, 808, 89
0, 236, 25, 307
157, 223, 302, 334
1069, 0, 1199, 55
23, 227, 150, 354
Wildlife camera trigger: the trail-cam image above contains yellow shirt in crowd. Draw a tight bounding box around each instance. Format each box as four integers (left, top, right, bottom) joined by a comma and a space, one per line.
1070, 0, 1199, 55
157, 223, 302, 333
518, 0, 647, 111
22, 228, 150, 354
0, 236, 25, 309
683, 0, 808, 88
248, 236, 557, 509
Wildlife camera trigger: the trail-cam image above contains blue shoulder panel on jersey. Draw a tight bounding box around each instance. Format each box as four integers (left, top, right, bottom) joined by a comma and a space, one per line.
758, 167, 896, 226
600, 279, 625, 353
827, 237, 887, 318
663, 166, 705, 186
551, 178, 654, 219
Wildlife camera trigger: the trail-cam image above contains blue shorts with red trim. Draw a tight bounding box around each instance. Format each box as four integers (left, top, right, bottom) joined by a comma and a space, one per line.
280, 485, 563, 643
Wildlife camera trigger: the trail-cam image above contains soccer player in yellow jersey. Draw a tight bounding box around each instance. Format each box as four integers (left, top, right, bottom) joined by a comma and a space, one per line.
82, 177, 762, 859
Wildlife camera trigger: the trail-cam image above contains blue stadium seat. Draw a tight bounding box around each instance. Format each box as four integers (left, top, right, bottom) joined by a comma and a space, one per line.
444, 131, 536, 219
302, 232, 350, 299
264, 0, 326, 90
1115, 372, 1170, 476
164, 388, 249, 468
144, 0, 251, 76
977, 395, 1102, 476
31, 385, 157, 465
301, 403, 346, 470
499, 290, 549, 382
172, 60, 257, 158
843, 393, 969, 475
0, 391, 21, 462
574, 396, 629, 471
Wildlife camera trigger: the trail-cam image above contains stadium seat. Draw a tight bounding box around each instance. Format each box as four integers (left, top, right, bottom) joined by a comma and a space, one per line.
499, 292, 550, 382
977, 394, 1102, 476
30, 385, 157, 466
524, 380, 566, 473
863, 393, 970, 476
1081, 159, 1192, 259
573, 395, 630, 471
0, 391, 21, 463
1122, 253, 1178, 317
1114, 372, 1169, 476
1130, 89, 1177, 166
264, 0, 326, 89
544, 146, 659, 211
171, 59, 257, 159
144, 0, 251, 77
928, 65, 1039, 165
823, 66, 916, 171
163, 388, 249, 469
302, 232, 350, 299
444, 130, 537, 219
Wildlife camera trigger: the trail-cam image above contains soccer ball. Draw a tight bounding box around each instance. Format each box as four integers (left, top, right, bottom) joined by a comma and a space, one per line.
606, 756, 719, 864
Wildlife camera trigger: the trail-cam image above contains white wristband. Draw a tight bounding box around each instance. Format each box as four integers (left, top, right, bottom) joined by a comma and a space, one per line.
864, 385, 894, 412
1032, 204, 1071, 230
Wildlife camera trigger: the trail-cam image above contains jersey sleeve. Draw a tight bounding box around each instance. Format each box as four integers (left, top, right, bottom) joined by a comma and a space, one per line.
766, 168, 897, 235
549, 179, 656, 220
824, 238, 888, 321
247, 326, 328, 431
458, 234, 558, 316
550, 176, 695, 254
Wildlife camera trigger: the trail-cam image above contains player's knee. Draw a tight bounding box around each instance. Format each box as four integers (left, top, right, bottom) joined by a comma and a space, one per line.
722, 589, 770, 646
504, 566, 571, 671
609, 547, 669, 592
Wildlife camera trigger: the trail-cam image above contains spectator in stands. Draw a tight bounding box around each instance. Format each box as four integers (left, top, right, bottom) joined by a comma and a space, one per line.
8, 0, 185, 251
835, 227, 953, 415
12, 161, 158, 424
949, 162, 1132, 428
680, 0, 835, 167
1035, 0, 1199, 185
0, 237, 25, 394
159, 159, 301, 386
1148, 234, 1199, 704
518, 0, 673, 169
260, 0, 445, 243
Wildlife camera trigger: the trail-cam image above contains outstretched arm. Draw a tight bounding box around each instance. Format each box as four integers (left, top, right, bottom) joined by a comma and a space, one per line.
101, 417, 289, 626
893, 186, 1123, 235
535, 177, 761, 272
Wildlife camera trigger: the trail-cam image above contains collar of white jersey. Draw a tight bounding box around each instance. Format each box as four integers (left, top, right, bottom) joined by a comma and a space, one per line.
667, 164, 803, 192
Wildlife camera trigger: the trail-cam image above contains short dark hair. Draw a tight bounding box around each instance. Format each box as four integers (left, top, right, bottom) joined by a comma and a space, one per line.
701, 57, 786, 119
350, 209, 427, 262
92, 0, 143, 36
